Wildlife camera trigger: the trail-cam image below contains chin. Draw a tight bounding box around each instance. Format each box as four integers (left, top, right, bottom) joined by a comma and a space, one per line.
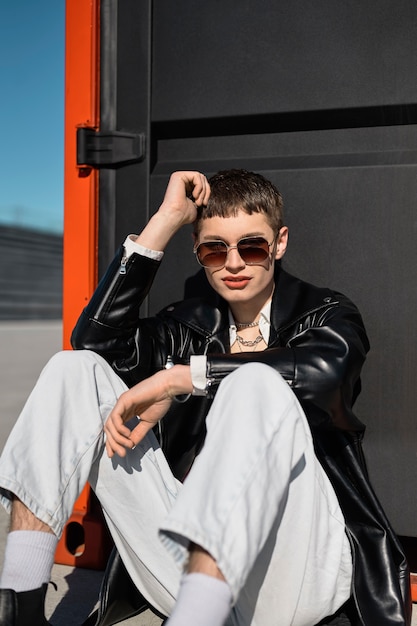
219, 287, 255, 304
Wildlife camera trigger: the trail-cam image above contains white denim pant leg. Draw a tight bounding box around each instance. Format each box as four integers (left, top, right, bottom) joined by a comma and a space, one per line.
0, 350, 182, 616
160, 363, 353, 626
89, 418, 183, 615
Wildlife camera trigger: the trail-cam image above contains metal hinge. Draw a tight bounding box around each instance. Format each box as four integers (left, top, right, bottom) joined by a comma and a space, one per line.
76, 127, 146, 168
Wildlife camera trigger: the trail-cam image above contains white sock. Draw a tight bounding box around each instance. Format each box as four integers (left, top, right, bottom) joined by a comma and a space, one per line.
167, 572, 232, 626
0, 530, 58, 592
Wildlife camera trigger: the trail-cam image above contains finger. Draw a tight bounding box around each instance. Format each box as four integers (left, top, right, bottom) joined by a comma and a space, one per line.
202, 179, 210, 205
185, 173, 202, 200
191, 174, 209, 206
105, 412, 132, 440
105, 436, 116, 458
104, 415, 134, 454
105, 431, 130, 458
105, 416, 137, 456
129, 419, 156, 448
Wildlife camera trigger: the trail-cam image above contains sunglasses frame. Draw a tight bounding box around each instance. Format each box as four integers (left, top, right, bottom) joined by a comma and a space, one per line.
194, 235, 277, 268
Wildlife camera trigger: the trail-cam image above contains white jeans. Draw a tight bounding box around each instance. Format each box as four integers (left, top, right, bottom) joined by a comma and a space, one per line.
0, 351, 352, 626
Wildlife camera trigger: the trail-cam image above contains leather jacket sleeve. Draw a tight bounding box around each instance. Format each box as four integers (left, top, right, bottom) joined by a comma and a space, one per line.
71, 247, 211, 389
71, 246, 169, 385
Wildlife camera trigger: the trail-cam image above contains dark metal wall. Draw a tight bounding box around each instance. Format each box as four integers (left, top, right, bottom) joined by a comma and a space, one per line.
96, 0, 417, 535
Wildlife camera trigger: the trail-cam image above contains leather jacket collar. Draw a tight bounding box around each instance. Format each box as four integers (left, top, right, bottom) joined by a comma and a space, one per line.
170, 263, 340, 347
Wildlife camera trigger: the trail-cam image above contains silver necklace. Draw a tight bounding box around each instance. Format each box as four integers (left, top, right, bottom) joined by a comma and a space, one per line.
235, 320, 259, 329
236, 333, 263, 347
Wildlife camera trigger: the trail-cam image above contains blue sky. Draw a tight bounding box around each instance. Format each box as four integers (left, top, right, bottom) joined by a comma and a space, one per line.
0, 1, 65, 234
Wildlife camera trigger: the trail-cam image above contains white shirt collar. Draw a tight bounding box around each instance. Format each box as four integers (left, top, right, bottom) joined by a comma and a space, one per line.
229, 300, 272, 347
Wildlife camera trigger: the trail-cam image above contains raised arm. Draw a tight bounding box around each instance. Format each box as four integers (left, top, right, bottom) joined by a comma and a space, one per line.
135, 170, 210, 250
71, 172, 210, 373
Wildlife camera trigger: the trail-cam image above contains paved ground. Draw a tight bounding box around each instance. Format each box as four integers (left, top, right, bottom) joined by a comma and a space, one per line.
0, 321, 415, 625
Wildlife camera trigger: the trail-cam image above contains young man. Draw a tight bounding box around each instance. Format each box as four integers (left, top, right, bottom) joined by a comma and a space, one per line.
0, 170, 409, 626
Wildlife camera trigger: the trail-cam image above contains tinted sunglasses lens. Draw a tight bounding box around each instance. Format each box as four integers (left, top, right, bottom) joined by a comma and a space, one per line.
238, 238, 270, 264
196, 238, 271, 267
196, 242, 228, 267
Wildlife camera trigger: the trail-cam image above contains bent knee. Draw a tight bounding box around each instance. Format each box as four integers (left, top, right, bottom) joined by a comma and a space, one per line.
44, 349, 107, 374
218, 362, 295, 405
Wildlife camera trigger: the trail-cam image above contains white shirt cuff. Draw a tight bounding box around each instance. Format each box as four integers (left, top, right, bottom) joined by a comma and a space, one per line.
123, 235, 164, 261
190, 355, 208, 396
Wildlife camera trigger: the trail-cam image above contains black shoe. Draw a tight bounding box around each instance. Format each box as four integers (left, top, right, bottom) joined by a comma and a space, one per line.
0, 584, 50, 625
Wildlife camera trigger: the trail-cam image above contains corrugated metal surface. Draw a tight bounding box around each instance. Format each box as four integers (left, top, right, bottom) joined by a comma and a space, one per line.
0, 225, 62, 319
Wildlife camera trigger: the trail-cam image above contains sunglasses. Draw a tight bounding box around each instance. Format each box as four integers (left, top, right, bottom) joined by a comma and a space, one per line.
194, 236, 276, 268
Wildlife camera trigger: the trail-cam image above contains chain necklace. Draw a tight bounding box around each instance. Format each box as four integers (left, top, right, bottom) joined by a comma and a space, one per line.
236, 333, 263, 348
234, 317, 263, 352
235, 320, 259, 329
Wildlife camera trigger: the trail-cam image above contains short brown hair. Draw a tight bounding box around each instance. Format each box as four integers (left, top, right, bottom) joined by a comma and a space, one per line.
194, 169, 284, 234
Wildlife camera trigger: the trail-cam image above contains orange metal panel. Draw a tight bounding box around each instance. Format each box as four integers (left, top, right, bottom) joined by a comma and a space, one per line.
412, 575, 417, 603
57, 0, 111, 569
62, 0, 100, 349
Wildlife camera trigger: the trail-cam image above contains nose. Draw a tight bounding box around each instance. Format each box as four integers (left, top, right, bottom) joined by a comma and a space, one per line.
224, 246, 246, 271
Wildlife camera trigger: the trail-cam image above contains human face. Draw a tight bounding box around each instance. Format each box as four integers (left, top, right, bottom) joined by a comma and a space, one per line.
194, 210, 288, 317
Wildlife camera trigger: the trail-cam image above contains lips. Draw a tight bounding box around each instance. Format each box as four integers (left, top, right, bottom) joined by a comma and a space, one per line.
222, 276, 252, 289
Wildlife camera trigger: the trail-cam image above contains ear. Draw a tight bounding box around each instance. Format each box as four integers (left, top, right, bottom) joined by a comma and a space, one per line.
274, 227, 288, 260
191, 231, 198, 247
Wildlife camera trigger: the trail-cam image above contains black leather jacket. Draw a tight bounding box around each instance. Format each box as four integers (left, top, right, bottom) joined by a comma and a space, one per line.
72, 246, 410, 626
72, 246, 368, 476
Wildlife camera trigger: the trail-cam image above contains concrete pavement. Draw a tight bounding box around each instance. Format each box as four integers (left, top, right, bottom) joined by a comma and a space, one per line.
0, 321, 415, 625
